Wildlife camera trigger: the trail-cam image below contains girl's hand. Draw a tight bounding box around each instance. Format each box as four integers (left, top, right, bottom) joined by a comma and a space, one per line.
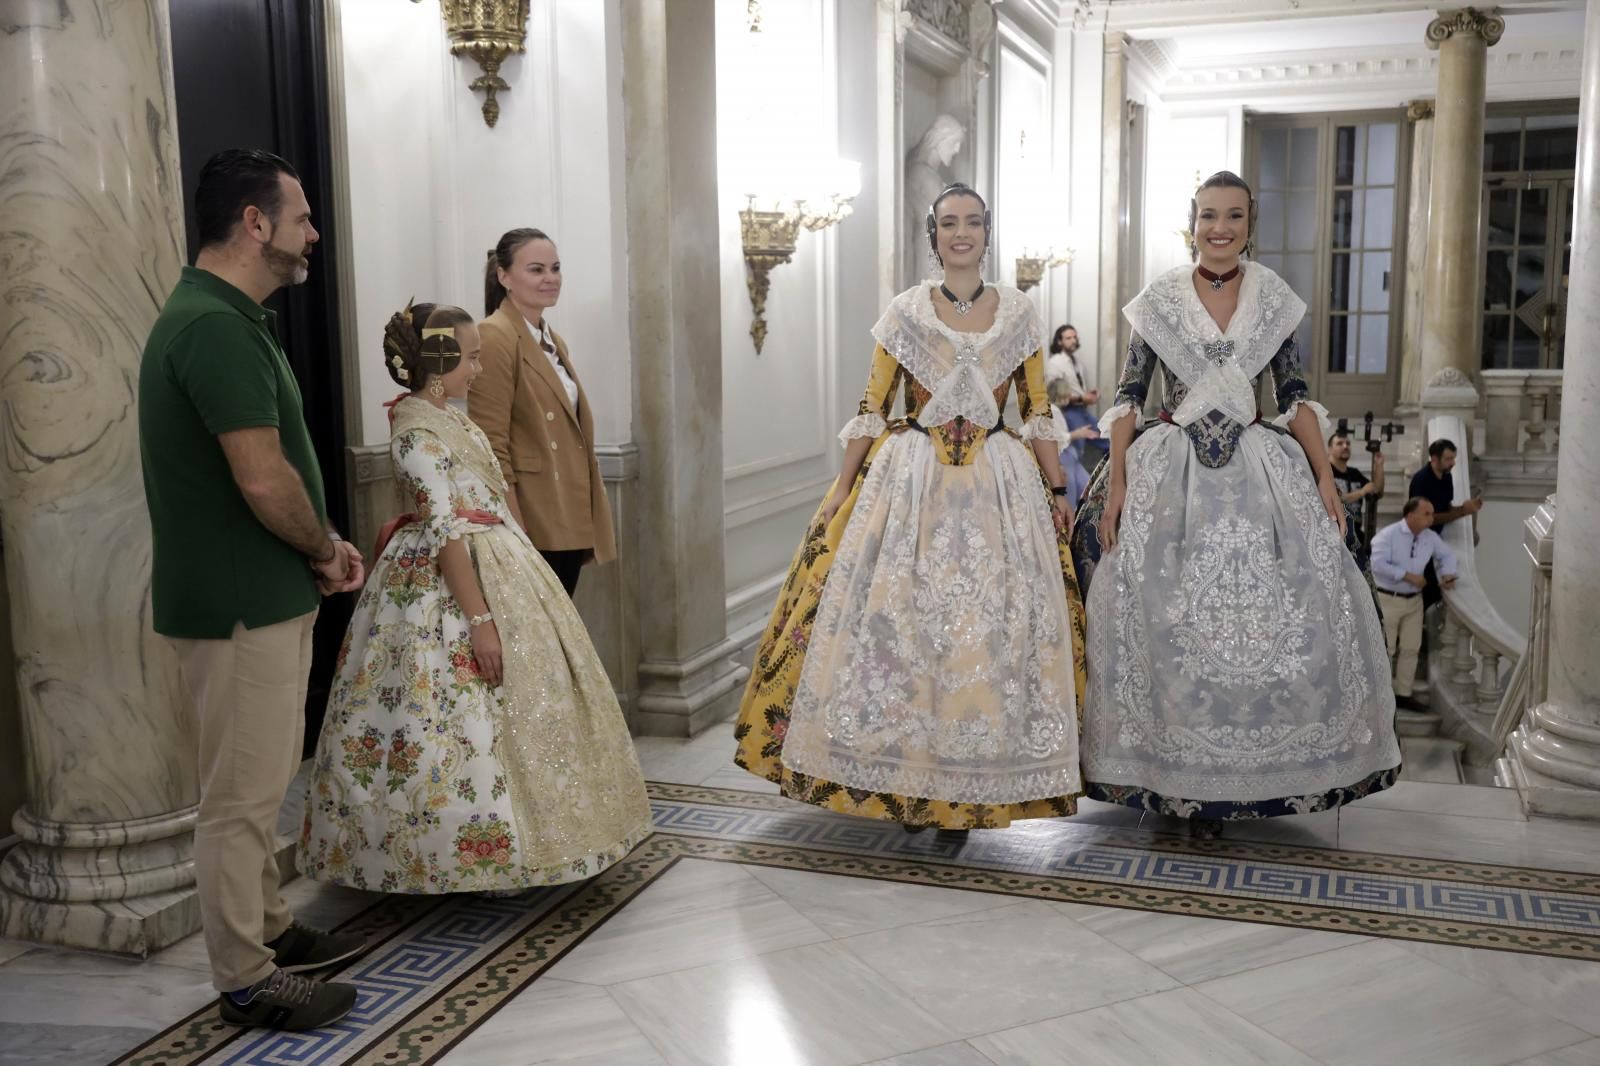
1318, 473, 1347, 539
820, 484, 850, 527
1052, 493, 1073, 536
470, 620, 504, 686
1099, 479, 1126, 551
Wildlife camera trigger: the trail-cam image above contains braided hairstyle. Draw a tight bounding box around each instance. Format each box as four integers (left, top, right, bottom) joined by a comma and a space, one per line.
382, 301, 473, 392
1188, 170, 1257, 261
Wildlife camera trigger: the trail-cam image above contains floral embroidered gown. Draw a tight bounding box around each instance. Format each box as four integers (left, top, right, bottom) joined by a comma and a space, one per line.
298, 397, 650, 892
733, 283, 1088, 829
1077, 263, 1400, 820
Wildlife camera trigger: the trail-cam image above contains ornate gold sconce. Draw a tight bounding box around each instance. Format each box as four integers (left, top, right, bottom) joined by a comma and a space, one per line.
740, 202, 801, 354
1014, 247, 1074, 293
440, 0, 530, 129
738, 167, 858, 353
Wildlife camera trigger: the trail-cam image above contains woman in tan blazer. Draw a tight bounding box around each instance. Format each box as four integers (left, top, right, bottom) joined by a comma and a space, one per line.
471, 227, 616, 596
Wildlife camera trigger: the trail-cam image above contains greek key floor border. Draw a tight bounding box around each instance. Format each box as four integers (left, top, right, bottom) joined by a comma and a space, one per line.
110, 782, 1600, 1066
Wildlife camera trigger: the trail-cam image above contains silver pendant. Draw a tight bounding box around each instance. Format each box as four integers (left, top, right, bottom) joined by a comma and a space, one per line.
1210, 277, 1225, 291
952, 299, 975, 315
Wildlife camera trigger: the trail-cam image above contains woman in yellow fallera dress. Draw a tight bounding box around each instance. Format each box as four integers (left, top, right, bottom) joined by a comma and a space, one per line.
733, 184, 1088, 832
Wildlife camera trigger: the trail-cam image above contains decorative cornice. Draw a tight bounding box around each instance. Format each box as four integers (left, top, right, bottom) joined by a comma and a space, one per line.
1426, 8, 1507, 50
1407, 98, 1436, 122
1151, 39, 1579, 108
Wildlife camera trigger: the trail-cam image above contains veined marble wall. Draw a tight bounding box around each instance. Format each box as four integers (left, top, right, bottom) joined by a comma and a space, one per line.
0, 0, 199, 952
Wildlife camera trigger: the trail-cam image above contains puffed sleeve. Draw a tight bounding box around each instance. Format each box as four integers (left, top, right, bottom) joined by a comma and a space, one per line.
1267, 333, 1331, 434
1098, 332, 1158, 433
837, 344, 901, 445
391, 429, 472, 557
1015, 350, 1066, 442
467, 316, 518, 486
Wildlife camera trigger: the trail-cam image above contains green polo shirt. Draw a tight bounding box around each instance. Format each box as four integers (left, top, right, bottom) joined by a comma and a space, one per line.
139, 266, 325, 638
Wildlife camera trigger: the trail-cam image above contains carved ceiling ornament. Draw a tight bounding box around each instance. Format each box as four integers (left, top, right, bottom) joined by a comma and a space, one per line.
1425, 7, 1506, 50
1406, 99, 1436, 123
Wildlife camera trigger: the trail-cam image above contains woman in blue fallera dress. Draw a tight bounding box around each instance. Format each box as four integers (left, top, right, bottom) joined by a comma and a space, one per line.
1072, 172, 1400, 831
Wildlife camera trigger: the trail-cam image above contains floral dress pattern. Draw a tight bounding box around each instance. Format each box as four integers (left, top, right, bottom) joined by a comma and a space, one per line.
733, 284, 1088, 829
1077, 264, 1400, 821
298, 399, 650, 892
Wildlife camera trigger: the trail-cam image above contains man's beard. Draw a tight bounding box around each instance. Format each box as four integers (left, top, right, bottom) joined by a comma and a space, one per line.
264, 243, 309, 286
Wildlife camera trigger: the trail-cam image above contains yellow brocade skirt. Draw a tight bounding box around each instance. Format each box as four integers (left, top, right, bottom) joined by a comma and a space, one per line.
732, 429, 1089, 829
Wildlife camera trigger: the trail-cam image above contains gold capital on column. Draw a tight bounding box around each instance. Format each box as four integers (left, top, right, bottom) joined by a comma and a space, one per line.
1425, 8, 1506, 49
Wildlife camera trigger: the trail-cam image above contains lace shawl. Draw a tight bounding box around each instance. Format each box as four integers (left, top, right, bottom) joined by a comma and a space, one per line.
870, 283, 1044, 430
1122, 264, 1306, 428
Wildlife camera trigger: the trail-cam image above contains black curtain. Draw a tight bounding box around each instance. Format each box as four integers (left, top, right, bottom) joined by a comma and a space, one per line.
169, 0, 353, 753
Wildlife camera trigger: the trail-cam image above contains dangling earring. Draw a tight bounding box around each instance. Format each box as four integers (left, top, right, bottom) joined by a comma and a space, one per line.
979, 248, 988, 277
1184, 230, 1198, 262
429, 375, 445, 398
926, 249, 941, 277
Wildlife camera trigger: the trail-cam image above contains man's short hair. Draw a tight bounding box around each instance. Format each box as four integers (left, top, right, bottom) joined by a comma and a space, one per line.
1428, 438, 1457, 459
195, 148, 301, 250
1329, 430, 1351, 445
1402, 496, 1432, 517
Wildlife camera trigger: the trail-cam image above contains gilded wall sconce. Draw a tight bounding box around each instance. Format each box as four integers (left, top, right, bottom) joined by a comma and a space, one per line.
738, 163, 858, 353
1014, 246, 1074, 293
440, 0, 530, 128
740, 201, 802, 354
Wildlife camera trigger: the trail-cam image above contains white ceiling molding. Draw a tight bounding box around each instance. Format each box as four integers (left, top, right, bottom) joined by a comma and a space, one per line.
1152, 37, 1582, 110
1080, 0, 1582, 34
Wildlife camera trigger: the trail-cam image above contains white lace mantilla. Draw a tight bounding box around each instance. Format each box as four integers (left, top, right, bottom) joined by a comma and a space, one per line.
870, 283, 1043, 430
1122, 264, 1306, 427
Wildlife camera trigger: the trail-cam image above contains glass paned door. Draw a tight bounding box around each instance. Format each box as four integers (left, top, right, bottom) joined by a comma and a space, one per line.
1481, 176, 1571, 369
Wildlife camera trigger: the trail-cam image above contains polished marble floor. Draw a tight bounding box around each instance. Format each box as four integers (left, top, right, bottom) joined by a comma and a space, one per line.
5, 726, 1600, 1066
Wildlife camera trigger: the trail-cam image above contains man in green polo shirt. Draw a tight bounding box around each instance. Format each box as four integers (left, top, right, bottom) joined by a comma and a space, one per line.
140, 149, 366, 1031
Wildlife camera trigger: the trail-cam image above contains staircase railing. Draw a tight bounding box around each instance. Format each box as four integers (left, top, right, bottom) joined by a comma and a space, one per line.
1423, 413, 1529, 764
1493, 497, 1556, 769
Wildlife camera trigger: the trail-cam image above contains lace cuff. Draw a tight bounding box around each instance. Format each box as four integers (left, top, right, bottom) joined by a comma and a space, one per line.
1020, 413, 1066, 444
1097, 402, 1139, 434
1273, 398, 1331, 438
837, 412, 888, 445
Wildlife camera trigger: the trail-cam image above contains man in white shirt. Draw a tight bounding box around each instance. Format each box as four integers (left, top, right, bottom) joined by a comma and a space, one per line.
1369, 497, 1459, 707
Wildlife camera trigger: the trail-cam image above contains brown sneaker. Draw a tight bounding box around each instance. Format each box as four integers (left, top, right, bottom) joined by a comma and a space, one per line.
218, 969, 358, 1031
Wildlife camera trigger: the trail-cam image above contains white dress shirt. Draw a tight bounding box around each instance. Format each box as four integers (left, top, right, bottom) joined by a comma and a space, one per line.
1045, 352, 1087, 401
1369, 519, 1458, 595
525, 317, 579, 410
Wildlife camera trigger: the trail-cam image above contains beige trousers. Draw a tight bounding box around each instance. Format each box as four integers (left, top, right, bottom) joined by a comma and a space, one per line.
1378, 591, 1425, 698
169, 610, 317, 992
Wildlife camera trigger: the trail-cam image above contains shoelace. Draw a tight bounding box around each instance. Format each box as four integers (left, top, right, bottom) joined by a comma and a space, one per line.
258, 969, 317, 1007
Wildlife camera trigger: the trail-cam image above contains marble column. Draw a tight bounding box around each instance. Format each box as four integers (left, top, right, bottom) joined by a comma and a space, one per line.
1505, 0, 1600, 819
620, 0, 749, 737
1418, 9, 1504, 429
1098, 31, 1127, 392
1397, 99, 1435, 415
0, 1, 200, 951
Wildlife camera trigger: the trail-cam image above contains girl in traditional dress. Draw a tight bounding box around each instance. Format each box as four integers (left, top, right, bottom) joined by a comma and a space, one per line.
1075, 171, 1400, 833
733, 184, 1087, 832
298, 303, 649, 892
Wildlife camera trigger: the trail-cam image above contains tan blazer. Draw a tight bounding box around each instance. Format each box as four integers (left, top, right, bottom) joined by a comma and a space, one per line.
470, 303, 617, 565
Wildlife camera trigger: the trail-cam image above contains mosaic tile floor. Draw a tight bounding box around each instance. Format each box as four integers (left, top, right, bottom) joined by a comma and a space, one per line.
5, 733, 1600, 1066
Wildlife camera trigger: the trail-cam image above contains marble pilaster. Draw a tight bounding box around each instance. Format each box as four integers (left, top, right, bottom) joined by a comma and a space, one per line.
1419, 10, 1503, 424
1397, 99, 1435, 415
620, 0, 748, 737
1098, 32, 1128, 392
0, 1, 200, 950
1506, 0, 1600, 820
